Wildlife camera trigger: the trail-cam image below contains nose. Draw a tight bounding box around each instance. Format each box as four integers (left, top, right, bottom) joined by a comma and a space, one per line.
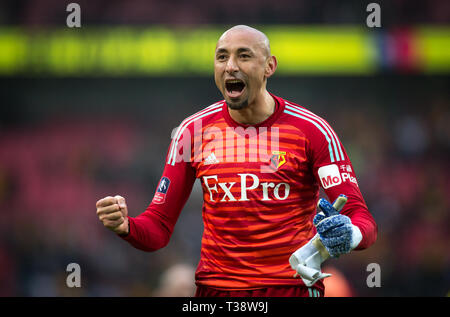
225, 56, 239, 74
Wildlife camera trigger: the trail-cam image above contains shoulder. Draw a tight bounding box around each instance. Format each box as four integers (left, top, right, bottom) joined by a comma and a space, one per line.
167, 100, 225, 166
172, 100, 225, 138
281, 98, 345, 162
281, 99, 338, 140
282, 99, 329, 131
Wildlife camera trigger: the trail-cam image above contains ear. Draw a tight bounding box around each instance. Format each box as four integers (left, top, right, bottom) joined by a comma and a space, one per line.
265, 56, 277, 78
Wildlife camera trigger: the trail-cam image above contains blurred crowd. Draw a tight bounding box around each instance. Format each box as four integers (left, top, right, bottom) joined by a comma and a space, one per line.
330, 93, 450, 296
0, 0, 449, 298
0, 76, 448, 296
0, 0, 448, 26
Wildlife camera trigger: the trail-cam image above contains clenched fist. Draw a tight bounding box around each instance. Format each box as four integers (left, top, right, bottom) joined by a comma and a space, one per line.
96, 195, 129, 236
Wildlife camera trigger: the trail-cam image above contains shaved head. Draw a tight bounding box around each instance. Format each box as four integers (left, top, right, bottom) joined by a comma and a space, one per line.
214, 25, 277, 113
217, 25, 271, 58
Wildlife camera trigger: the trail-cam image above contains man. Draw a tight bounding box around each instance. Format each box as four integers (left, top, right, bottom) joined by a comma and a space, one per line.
96, 25, 377, 297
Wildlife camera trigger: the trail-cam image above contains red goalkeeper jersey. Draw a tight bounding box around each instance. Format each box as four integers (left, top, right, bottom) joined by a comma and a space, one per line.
122, 93, 377, 290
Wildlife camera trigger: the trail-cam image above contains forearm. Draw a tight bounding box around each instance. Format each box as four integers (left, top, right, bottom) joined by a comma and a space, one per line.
347, 207, 377, 250
120, 211, 172, 252
326, 189, 377, 251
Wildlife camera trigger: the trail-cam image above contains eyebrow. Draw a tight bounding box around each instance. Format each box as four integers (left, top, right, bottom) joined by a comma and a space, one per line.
215, 47, 254, 55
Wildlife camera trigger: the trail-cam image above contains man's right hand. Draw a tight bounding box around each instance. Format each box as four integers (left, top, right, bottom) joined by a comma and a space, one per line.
96, 195, 129, 236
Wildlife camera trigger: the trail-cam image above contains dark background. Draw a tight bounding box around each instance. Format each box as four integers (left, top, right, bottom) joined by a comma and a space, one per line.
0, 0, 448, 296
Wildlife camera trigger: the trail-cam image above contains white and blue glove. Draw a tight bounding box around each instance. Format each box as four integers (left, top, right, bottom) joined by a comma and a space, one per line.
290, 195, 363, 286
313, 195, 362, 258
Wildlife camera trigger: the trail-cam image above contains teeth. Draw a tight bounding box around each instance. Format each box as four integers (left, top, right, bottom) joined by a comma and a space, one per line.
227, 80, 242, 84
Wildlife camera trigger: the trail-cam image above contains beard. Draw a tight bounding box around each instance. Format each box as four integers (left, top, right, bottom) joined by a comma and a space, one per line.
226, 98, 249, 110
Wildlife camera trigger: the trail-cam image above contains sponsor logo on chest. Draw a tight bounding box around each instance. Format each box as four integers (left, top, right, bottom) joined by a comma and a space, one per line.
202, 173, 290, 202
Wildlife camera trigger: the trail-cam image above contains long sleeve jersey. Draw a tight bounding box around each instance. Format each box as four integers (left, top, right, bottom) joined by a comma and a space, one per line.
121, 93, 377, 290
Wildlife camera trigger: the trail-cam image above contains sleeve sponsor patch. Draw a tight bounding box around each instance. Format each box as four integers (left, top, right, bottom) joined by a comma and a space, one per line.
153, 176, 171, 204
318, 164, 342, 189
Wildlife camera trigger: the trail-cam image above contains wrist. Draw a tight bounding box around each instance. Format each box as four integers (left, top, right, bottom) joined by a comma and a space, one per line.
118, 217, 130, 237
350, 224, 362, 250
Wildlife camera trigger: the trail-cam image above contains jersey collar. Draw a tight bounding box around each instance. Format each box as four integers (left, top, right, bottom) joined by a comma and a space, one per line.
222, 92, 285, 128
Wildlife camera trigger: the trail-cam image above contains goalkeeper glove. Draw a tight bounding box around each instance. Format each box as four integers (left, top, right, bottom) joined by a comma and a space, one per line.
313, 195, 362, 258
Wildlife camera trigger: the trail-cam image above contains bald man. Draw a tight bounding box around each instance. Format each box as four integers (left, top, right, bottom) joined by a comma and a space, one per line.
96, 25, 377, 297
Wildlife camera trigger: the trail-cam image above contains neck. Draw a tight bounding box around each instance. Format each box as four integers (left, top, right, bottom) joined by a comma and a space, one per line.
228, 90, 275, 125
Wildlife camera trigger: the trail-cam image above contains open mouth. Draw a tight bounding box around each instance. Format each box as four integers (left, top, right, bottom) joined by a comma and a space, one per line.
225, 79, 246, 99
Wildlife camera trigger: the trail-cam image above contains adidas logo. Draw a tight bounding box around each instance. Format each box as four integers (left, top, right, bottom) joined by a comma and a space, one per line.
204, 153, 220, 165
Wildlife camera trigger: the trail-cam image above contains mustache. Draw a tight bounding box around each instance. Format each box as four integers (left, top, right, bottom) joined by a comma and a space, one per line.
224, 73, 247, 82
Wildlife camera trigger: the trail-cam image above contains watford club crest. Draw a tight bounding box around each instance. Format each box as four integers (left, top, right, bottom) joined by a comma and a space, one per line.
267, 151, 287, 171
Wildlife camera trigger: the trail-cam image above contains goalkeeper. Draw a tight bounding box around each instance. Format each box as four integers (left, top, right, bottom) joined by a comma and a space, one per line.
95, 25, 377, 297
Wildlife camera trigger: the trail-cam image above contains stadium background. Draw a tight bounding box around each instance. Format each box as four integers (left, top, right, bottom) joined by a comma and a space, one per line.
0, 0, 448, 296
